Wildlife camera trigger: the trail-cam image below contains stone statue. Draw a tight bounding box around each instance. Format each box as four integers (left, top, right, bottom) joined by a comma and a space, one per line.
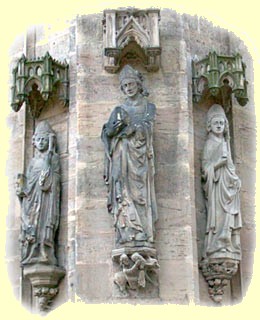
201, 104, 242, 261
101, 65, 158, 247
16, 121, 61, 266
200, 104, 242, 302
114, 253, 159, 296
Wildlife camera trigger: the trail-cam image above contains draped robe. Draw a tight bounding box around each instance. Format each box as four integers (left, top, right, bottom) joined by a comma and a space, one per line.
20, 151, 60, 265
202, 133, 242, 260
102, 96, 158, 247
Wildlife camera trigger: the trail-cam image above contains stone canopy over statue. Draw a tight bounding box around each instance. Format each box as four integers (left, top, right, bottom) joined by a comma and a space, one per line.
102, 65, 159, 295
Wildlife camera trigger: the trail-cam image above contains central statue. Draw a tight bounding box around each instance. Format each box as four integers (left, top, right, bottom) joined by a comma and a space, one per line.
102, 65, 158, 248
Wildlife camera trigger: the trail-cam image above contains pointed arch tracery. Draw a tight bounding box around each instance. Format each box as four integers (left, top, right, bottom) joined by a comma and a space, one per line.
103, 9, 161, 73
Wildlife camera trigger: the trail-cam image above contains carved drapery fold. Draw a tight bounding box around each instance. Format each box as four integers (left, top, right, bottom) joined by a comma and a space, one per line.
11, 52, 69, 118
103, 9, 161, 73
192, 51, 248, 111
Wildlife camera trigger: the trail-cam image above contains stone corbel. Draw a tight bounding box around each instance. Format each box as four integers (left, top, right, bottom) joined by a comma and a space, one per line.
200, 259, 239, 303
112, 247, 159, 297
11, 52, 69, 118
23, 264, 65, 312
103, 8, 161, 73
192, 51, 248, 111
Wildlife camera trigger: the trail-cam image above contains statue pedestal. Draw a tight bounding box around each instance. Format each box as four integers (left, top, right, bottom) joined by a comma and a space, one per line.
200, 258, 239, 303
23, 264, 65, 312
112, 246, 159, 297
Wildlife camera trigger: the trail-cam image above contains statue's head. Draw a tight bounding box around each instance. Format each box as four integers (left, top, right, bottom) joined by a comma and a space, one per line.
119, 254, 130, 266
32, 121, 56, 152
119, 65, 148, 98
207, 104, 229, 136
131, 252, 146, 263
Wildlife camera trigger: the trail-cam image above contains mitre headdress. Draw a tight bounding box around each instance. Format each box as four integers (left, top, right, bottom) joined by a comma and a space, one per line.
119, 65, 143, 84
119, 65, 149, 96
207, 104, 227, 122
34, 121, 55, 135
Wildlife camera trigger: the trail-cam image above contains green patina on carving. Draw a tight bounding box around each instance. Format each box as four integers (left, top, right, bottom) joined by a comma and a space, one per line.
11, 52, 69, 118
192, 51, 248, 109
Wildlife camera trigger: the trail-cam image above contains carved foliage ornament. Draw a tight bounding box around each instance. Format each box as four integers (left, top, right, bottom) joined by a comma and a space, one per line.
34, 287, 59, 312
192, 51, 248, 110
103, 9, 161, 73
23, 264, 65, 313
11, 52, 69, 118
200, 259, 239, 303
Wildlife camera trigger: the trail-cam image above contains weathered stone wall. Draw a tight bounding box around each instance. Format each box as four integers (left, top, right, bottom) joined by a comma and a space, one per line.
6, 8, 255, 309
6, 33, 26, 301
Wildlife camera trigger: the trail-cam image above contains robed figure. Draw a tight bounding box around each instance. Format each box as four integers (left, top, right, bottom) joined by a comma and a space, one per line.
102, 65, 158, 247
201, 104, 242, 261
16, 121, 61, 265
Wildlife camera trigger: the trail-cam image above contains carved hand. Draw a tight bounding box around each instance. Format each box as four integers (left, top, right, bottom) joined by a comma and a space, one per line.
214, 157, 227, 171
15, 174, 26, 197
113, 119, 125, 130
232, 178, 241, 190
39, 168, 50, 186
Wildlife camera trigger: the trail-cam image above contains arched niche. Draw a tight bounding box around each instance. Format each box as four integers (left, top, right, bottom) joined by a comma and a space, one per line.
103, 9, 161, 73
11, 52, 69, 118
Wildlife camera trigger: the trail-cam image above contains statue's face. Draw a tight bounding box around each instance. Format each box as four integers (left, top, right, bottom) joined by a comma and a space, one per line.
120, 254, 129, 266
122, 78, 139, 98
34, 133, 49, 151
210, 116, 225, 135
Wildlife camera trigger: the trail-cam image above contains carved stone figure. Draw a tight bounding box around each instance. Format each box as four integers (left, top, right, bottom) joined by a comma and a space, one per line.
114, 253, 159, 296
102, 65, 159, 296
16, 121, 61, 266
201, 104, 242, 261
102, 65, 158, 248
200, 104, 242, 302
